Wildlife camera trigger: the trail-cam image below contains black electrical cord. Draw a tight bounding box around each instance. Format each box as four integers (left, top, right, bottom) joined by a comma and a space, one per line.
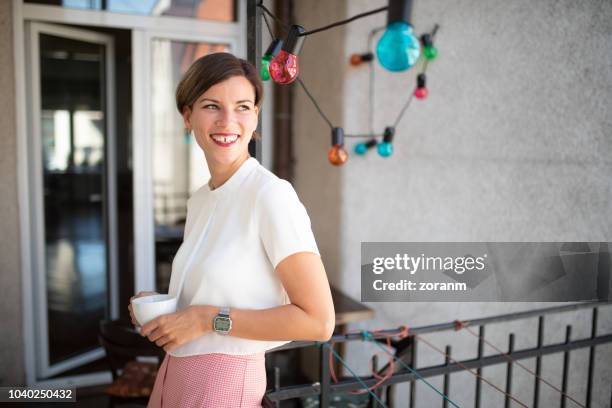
261, 8, 274, 38
344, 133, 380, 138
296, 77, 334, 129
392, 92, 416, 128
257, 2, 388, 38
391, 24, 440, 128
368, 26, 385, 136
299, 6, 388, 36
257, 2, 291, 31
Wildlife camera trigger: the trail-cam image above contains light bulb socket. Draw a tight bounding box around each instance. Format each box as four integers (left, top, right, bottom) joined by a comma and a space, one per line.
331, 127, 344, 146
350, 52, 374, 66
365, 138, 377, 148
417, 73, 427, 88
359, 53, 374, 62
264, 38, 283, 57
420, 33, 433, 47
383, 126, 395, 143
387, 0, 414, 25
281, 25, 306, 56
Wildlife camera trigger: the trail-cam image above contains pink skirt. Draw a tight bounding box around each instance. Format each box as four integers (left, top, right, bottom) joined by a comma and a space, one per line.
147, 352, 267, 408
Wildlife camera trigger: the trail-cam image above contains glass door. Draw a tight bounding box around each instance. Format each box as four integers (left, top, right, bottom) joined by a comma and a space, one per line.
26, 22, 118, 379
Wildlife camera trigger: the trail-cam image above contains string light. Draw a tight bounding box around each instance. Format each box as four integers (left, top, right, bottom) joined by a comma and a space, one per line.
328, 127, 349, 166
261, 39, 283, 81
350, 52, 374, 66
354, 138, 378, 155
376, 0, 420, 72
420, 32, 438, 61
377, 127, 395, 157
269, 25, 305, 84
414, 73, 428, 99
256, 1, 440, 165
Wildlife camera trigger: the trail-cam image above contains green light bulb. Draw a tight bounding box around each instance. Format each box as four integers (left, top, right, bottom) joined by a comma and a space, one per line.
424, 45, 438, 61
261, 55, 272, 81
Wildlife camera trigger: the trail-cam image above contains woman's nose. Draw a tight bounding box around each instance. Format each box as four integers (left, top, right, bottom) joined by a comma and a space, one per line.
215, 109, 236, 126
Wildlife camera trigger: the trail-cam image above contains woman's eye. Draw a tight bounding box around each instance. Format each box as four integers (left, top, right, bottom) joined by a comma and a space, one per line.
203, 104, 219, 110
238, 105, 250, 111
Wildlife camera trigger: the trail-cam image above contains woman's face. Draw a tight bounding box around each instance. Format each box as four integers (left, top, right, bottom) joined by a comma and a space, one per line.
183, 75, 259, 167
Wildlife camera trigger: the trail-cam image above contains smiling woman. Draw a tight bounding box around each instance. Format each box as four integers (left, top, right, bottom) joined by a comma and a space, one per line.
127, 53, 335, 408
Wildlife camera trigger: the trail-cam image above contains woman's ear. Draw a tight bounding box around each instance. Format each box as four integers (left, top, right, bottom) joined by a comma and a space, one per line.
181, 106, 192, 129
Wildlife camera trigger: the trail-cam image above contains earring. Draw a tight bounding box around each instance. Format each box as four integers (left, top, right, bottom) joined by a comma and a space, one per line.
183, 128, 192, 145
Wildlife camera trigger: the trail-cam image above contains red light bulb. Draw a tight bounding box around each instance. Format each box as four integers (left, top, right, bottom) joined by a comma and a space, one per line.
269, 50, 299, 84
414, 87, 428, 99
414, 73, 428, 99
269, 25, 305, 85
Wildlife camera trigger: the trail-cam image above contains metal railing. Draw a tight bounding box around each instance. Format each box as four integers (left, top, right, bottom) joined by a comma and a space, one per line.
263, 302, 612, 408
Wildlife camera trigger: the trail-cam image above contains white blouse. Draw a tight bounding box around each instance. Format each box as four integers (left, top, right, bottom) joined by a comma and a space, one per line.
167, 157, 320, 356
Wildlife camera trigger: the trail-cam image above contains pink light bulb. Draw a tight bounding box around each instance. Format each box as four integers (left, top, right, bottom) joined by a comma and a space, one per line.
269, 50, 299, 84
269, 25, 305, 85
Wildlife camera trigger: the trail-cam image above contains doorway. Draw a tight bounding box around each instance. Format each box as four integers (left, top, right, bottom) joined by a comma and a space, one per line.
26, 22, 119, 379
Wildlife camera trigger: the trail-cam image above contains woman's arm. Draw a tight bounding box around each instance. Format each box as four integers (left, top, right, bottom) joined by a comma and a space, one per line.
224, 252, 335, 341
140, 252, 335, 351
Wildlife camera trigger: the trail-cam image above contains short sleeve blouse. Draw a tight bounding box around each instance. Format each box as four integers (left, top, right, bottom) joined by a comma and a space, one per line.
166, 157, 320, 356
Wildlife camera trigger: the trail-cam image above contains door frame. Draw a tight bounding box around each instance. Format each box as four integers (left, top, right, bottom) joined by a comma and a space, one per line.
13, 0, 248, 386
25, 20, 118, 380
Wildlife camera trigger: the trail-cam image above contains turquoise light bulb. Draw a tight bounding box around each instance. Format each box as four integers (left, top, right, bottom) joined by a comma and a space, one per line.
355, 139, 377, 155
376, 21, 420, 72
355, 143, 368, 155
377, 142, 393, 157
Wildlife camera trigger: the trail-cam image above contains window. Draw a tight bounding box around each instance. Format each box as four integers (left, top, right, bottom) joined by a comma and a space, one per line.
24, 0, 237, 22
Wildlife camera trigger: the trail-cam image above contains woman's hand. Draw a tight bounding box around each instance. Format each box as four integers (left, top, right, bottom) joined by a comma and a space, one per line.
128, 291, 159, 326
139, 305, 214, 353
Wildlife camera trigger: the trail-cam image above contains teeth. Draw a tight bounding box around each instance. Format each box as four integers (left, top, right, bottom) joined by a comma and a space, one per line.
211, 134, 239, 144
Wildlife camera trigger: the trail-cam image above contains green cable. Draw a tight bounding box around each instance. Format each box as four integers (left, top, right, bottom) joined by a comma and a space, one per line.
361, 331, 462, 408
324, 343, 388, 408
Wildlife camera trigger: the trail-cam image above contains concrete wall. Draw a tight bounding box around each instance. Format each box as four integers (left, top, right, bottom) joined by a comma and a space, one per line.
0, 0, 25, 385
294, 0, 612, 406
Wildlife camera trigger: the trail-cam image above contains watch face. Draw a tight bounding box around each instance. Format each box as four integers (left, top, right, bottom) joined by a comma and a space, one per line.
214, 316, 231, 332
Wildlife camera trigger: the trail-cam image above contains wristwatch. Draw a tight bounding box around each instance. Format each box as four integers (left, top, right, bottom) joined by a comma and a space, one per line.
213, 307, 232, 335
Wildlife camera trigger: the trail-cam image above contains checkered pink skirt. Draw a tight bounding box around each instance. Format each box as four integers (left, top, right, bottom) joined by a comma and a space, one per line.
147, 352, 267, 408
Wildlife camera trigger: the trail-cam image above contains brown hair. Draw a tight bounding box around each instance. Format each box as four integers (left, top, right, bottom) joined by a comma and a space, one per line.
176, 53, 263, 139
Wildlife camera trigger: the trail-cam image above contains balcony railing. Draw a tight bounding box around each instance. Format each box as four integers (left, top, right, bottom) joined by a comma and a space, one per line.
263, 302, 612, 408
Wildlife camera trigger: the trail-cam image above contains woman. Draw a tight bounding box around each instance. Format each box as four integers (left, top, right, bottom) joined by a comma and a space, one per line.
128, 52, 335, 407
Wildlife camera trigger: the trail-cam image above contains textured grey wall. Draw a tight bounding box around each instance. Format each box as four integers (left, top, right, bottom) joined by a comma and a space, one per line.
294, 0, 612, 406
0, 0, 25, 385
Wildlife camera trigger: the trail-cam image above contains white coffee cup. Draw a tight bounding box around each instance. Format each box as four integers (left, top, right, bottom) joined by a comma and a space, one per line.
131, 294, 178, 326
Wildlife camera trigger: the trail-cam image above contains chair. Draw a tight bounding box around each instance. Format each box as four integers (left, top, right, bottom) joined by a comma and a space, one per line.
98, 319, 166, 407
